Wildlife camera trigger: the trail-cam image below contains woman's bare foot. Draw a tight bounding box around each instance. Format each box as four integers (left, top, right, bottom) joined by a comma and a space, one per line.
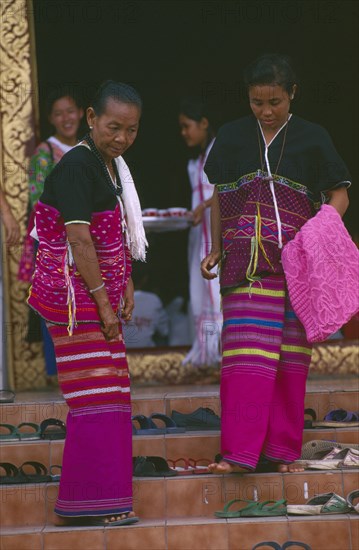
277, 462, 305, 473
208, 460, 248, 474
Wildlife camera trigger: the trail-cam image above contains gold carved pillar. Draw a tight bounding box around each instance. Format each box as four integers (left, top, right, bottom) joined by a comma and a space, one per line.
0, 0, 45, 389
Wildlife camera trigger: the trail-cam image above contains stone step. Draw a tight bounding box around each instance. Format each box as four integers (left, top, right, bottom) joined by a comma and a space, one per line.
1, 469, 358, 528
1, 425, 359, 470
1, 384, 358, 426
0, 515, 358, 550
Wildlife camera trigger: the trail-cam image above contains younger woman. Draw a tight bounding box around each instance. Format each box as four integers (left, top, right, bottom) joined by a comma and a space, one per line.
179, 99, 222, 367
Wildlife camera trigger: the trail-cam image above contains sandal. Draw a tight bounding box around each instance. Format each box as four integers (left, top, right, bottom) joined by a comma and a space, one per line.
298, 447, 359, 469
304, 408, 359, 429
90, 514, 139, 527
252, 544, 282, 550
19, 461, 52, 483
301, 440, 359, 460
132, 415, 165, 435
40, 418, 66, 440
149, 413, 185, 434
281, 543, 312, 550
170, 407, 220, 431
133, 456, 177, 477
0, 462, 22, 484
50, 464, 62, 482
0, 424, 18, 441
168, 458, 194, 475
215, 498, 287, 518
0, 390, 15, 403
347, 489, 359, 513
17, 422, 41, 440
287, 492, 351, 515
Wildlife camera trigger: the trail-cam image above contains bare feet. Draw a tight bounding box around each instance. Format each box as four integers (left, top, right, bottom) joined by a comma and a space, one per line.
277, 462, 305, 473
208, 460, 248, 474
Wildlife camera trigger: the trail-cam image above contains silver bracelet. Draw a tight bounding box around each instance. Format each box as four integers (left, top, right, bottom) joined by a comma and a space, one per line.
89, 282, 105, 294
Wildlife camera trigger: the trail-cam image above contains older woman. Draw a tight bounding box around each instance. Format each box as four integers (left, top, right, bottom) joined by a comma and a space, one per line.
28, 81, 147, 526
201, 54, 350, 475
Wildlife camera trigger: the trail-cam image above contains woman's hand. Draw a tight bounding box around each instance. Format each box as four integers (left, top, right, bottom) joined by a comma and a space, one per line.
98, 301, 120, 341
201, 251, 221, 280
192, 203, 206, 226
121, 277, 135, 322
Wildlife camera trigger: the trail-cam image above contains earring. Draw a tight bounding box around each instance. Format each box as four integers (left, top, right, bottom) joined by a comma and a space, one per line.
89, 125, 93, 130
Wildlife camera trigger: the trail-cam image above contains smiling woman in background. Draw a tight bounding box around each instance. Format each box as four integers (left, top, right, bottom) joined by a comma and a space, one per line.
18, 88, 84, 380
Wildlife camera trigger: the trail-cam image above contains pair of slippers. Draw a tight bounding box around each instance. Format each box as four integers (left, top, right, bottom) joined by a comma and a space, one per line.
171, 407, 220, 430
0, 461, 61, 484
304, 408, 359, 428
0, 418, 66, 441
132, 413, 185, 435
215, 498, 287, 518
253, 543, 311, 550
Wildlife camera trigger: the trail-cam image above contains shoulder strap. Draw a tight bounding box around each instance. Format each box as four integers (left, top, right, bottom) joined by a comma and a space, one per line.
45, 140, 54, 163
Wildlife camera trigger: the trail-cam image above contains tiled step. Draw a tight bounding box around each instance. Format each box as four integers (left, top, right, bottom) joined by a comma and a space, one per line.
0, 515, 358, 550
1, 425, 359, 470
1, 469, 358, 528
1, 381, 358, 426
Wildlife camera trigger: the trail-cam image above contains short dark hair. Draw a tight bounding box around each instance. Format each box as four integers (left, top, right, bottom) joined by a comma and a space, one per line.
46, 86, 82, 115
91, 80, 142, 115
243, 54, 297, 94
179, 97, 212, 123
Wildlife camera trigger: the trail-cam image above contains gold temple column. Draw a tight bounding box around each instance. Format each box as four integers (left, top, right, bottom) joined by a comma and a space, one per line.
0, 0, 45, 389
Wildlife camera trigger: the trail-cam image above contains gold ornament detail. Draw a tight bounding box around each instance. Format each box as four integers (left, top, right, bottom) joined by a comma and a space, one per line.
0, 0, 45, 389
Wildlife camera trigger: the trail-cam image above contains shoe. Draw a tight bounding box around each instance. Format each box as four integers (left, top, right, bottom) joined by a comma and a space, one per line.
171, 407, 220, 430
215, 498, 287, 518
297, 447, 359, 470
287, 492, 351, 515
133, 456, 177, 477
347, 489, 359, 513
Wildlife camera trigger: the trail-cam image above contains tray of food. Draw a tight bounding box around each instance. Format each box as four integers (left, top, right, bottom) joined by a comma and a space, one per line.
142, 208, 192, 232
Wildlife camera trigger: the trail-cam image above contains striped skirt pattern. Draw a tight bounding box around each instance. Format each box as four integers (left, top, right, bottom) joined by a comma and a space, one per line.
220, 275, 312, 470
48, 323, 133, 517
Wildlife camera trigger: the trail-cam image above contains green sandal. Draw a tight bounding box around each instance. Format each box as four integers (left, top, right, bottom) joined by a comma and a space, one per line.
215, 498, 287, 518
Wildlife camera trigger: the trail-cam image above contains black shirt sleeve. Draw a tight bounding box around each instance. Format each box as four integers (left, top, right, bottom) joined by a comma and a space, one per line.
309, 125, 351, 195
42, 146, 99, 223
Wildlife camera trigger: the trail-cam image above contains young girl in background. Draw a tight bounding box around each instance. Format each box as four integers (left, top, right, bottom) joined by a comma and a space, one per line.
179, 98, 222, 367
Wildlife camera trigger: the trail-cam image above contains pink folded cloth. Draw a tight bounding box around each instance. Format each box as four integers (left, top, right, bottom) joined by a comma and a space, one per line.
282, 204, 359, 343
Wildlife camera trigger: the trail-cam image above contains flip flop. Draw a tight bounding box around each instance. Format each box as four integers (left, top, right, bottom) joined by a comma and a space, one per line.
133, 456, 177, 477
19, 461, 52, 483
132, 415, 166, 435
50, 464, 62, 482
347, 489, 359, 513
282, 543, 312, 550
91, 515, 139, 527
171, 407, 220, 430
252, 543, 282, 550
17, 422, 41, 440
40, 418, 66, 440
301, 440, 359, 460
149, 413, 185, 434
0, 390, 15, 403
215, 498, 255, 518
0, 424, 18, 441
168, 458, 194, 475
315, 408, 359, 428
298, 447, 359, 469
287, 492, 351, 515
0, 462, 23, 484
188, 457, 210, 474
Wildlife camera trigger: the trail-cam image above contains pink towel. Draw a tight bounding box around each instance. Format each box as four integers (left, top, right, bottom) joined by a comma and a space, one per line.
282, 204, 359, 343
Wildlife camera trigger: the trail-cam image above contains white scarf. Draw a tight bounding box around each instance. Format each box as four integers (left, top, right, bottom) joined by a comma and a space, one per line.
115, 155, 148, 261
